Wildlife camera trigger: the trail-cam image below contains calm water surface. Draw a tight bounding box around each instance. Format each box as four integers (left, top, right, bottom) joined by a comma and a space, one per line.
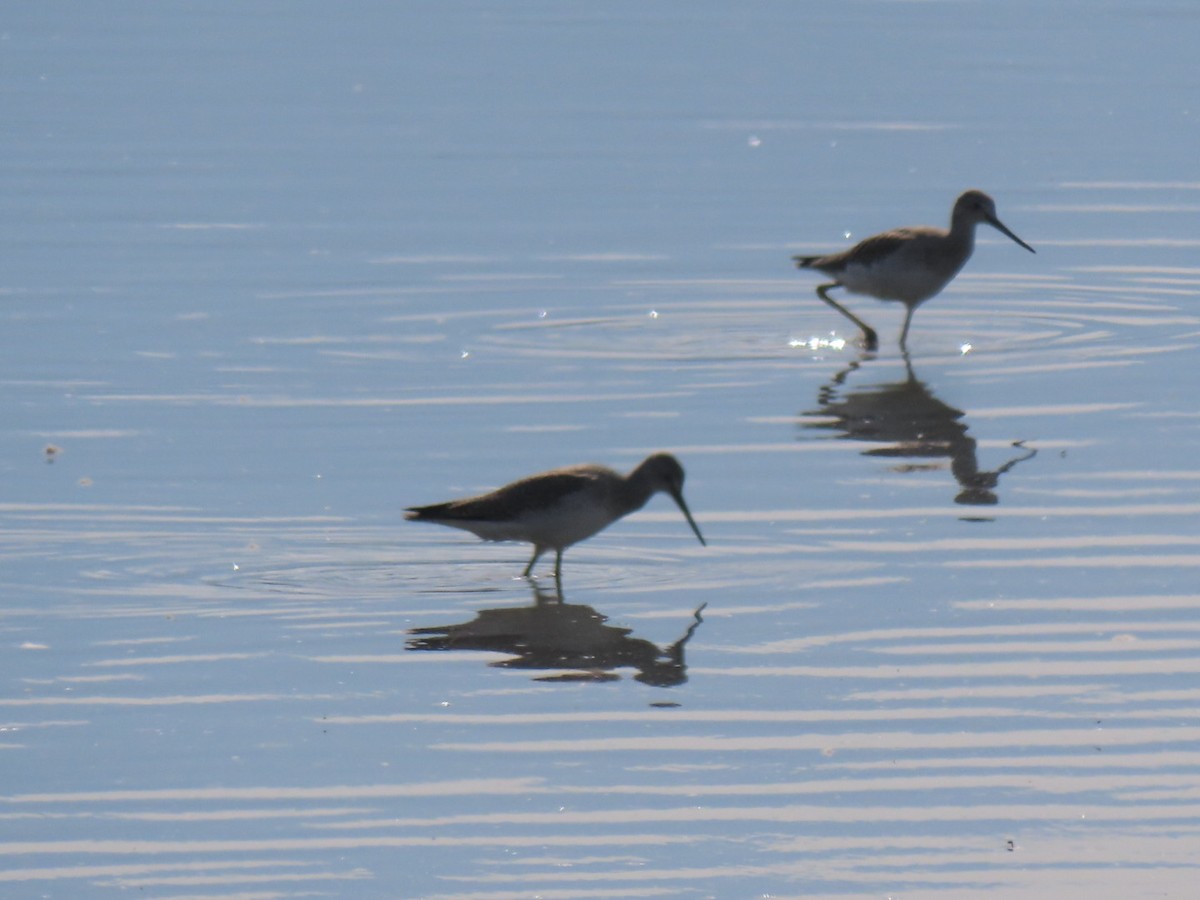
3, 2, 1200, 897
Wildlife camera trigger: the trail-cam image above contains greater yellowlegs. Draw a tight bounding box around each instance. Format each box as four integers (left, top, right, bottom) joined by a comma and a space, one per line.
406, 453, 706, 580
794, 190, 1035, 350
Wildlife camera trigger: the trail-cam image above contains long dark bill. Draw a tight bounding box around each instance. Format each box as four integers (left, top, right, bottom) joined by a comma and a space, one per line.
671, 490, 707, 547
987, 215, 1036, 254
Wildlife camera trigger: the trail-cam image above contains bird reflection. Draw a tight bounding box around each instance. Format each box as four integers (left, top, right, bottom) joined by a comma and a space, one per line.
406, 581, 706, 687
802, 354, 1036, 506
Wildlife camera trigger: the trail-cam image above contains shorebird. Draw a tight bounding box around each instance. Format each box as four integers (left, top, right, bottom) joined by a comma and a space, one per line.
794, 190, 1035, 350
405, 453, 706, 580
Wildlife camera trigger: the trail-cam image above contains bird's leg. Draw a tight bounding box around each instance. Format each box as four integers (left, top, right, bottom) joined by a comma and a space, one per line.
817, 283, 878, 350
899, 305, 916, 351
553, 549, 564, 583
523, 547, 545, 578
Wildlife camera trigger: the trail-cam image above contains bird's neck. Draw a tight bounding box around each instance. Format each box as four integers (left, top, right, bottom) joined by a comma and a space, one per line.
617, 471, 659, 515
947, 216, 979, 251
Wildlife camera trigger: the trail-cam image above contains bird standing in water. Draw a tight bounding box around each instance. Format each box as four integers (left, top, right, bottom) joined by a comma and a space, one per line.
794, 190, 1035, 350
406, 453, 706, 582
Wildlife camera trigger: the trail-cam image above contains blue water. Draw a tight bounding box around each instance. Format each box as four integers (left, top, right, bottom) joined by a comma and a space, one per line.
3, 2, 1200, 897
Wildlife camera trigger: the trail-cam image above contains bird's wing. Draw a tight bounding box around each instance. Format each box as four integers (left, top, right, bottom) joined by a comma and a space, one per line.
838, 228, 927, 267
409, 470, 601, 522
803, 227, 934, 270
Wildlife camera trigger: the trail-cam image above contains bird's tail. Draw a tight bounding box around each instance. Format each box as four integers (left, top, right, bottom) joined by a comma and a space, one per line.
792, 255, 821, 269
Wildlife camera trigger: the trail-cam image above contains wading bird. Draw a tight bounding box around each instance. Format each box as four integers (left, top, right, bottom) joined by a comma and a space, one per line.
794, 190, 1035, 350
406, 453, 706, 581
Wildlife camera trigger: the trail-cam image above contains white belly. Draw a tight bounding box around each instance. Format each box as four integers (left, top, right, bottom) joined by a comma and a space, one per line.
839, 254, 961, 305
457, 495, 618, 550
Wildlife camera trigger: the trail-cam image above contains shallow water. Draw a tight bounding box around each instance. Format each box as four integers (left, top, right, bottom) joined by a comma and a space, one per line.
4, 1, 1200, 897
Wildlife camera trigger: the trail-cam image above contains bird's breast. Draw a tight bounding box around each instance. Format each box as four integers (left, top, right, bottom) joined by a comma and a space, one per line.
509, 496, 619, 549
839, 242, 966, 304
